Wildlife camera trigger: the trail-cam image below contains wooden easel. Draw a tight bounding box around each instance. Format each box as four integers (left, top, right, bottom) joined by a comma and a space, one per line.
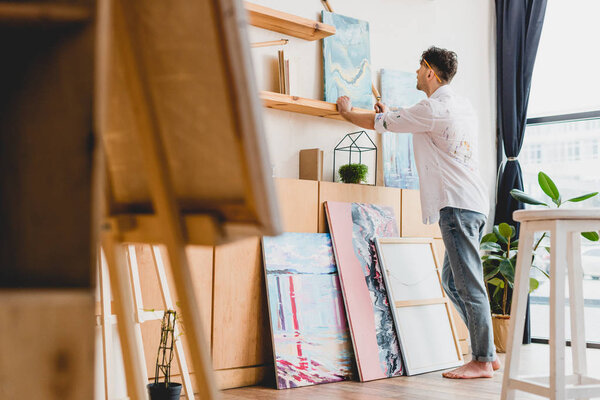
98, 245, 194, 399
95, 0, 282, 399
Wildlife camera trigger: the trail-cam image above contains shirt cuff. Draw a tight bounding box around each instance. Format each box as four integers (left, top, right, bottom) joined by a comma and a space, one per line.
374, 113, 386, 133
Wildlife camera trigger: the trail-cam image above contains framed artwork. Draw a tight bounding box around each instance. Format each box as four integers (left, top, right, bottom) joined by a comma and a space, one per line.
325, 201, 403, 381
374, 237, 463, 375
262, 233, 354, 389
322, 11, 373, 110
380, 69, 426, 189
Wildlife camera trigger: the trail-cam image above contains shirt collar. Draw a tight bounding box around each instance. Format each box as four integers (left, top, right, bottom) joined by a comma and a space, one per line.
430, 85, 452, 99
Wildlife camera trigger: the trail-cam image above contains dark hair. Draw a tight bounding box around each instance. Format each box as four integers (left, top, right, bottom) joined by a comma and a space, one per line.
420, 46, 458, 83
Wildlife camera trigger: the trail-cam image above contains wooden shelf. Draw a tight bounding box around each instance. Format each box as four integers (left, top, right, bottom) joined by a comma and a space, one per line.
260, 91, 374, 121
0, 2, 91, 25
246, 2, 335, 41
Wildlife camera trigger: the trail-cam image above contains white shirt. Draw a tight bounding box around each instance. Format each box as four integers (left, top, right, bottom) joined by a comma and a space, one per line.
374, 85, 489, 224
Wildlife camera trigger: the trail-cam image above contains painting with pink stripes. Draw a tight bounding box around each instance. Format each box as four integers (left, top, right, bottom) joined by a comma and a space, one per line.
325, 201, 404, 381
262, 233, 354, 389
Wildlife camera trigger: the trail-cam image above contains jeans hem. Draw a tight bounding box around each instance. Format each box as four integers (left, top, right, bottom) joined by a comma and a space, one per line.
472, 355, 496, 362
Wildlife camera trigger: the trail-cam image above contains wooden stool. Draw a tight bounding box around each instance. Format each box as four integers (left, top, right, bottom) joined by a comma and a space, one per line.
501, 209, 600, 400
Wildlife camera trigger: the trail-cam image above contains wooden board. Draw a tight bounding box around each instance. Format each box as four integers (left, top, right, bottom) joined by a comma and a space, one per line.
245, 2, 335, 41
215, 365, 272, 390
318, 181, 401, 232
0, 290, 95, 399
106, 214, 267, 246
275, 178, 319, 233
0, 2, 91, 25
212, 237, 272, 369
102, 0, 281, 237
0, 2, 95, 287
401, 190, 442, 238
261, 91, 374, 121
375, 238, 463, 375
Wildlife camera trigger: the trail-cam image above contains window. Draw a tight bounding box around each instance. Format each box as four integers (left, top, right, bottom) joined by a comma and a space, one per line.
566, 141, 580, 161
524, 144, 542, 164
520, 0, 600, 346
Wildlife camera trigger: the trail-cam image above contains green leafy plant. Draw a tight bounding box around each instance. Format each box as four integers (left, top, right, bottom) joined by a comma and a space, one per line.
481, 222, 546, 315
482, 171, 599, 316
338, 163, 368, 184
510, 171, 600, 243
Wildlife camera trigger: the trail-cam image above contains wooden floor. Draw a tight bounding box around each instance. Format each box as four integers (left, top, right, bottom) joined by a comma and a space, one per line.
221, 344, 600, 399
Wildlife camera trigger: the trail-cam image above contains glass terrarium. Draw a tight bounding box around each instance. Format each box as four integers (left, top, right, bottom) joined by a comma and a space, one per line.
333, 130, 377, 185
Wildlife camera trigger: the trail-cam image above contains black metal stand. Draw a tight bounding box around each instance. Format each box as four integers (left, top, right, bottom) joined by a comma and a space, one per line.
155, 310, 176, 386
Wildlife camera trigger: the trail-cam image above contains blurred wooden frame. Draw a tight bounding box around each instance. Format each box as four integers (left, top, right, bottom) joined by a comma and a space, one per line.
98, 245, 195, 399
95, 0, 282, 398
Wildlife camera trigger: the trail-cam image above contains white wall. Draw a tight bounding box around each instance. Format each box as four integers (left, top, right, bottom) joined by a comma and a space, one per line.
248, 0, 497, 219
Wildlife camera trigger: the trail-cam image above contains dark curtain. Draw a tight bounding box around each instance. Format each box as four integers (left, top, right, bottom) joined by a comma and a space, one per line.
495, 0, 547, 344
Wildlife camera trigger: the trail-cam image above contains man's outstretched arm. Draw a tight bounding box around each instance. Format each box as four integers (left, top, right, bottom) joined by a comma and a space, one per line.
336, 96, 381, 130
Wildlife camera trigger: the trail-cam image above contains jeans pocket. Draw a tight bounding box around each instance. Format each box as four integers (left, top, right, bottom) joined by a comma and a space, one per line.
459, 210, 484, 237
439, 207, 456, 230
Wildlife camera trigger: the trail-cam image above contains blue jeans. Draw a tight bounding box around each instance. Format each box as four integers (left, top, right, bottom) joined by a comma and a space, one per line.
438, 207, 496, 362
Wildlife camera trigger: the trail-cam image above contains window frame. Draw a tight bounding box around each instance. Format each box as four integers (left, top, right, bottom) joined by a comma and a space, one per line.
525, 109, 600, 349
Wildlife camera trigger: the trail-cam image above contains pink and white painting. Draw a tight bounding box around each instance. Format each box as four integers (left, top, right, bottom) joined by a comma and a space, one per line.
325, 201, 404, 381
262, 233, 354, 389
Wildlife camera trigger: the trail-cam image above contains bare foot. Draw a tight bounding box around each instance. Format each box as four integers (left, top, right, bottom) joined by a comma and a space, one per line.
492, 358, 501, 371
442, 360, 494, 379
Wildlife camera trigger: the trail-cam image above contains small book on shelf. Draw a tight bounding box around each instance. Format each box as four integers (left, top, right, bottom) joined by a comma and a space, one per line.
277, 50, 289, 95
284, 58, 290, 95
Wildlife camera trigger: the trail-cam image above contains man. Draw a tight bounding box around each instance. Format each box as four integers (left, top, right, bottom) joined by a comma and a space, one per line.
336, 46, 500, 379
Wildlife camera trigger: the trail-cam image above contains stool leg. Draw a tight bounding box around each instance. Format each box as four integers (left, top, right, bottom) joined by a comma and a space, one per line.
501, 225, 535, 400
550, 223, 567, 400
567, 232, 588, 390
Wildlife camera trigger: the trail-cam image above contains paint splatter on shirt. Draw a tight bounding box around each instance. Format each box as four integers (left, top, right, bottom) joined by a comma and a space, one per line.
373, 86, 488, 224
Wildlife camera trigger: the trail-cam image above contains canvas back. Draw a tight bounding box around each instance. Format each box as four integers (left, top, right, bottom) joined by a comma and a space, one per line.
99, 0, 281, 240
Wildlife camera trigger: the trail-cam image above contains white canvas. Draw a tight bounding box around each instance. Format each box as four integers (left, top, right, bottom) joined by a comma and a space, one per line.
380, 243, 443, 301
374, 238, 463, 375
395, 305, 461, 375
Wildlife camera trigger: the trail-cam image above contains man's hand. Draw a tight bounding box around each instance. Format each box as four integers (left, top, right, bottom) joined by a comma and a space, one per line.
336, 96, 352, 114
374, 101, 388, 113
335, 95, 376, 130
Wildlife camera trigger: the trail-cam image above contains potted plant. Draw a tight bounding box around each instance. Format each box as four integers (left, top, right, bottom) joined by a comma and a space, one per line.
338, 163, 368, 184
480, 222, 544, 352
147, 310, 182, 400
481, 171, 599, 352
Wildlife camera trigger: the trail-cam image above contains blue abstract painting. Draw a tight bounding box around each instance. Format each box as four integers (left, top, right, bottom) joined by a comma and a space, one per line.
262, 233, 354, 389
322, 11, 373, 110
380, 69, 426, 189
